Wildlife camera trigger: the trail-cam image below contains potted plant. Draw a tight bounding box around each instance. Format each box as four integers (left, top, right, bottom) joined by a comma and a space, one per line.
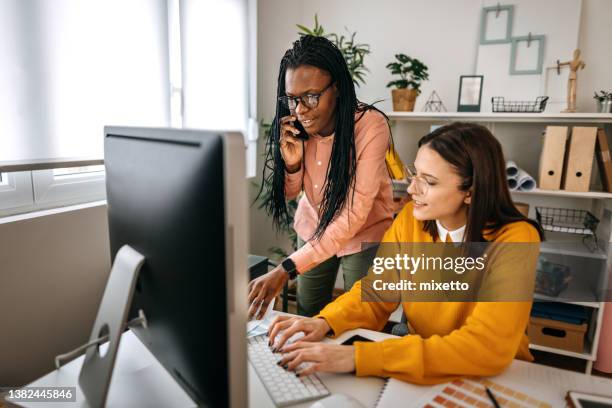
594, 90, 612, 113
386, 54, 429, 111
297, 15, 371, 87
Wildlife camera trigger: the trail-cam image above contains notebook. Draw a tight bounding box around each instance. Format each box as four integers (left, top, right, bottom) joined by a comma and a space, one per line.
375, 378, 428, 408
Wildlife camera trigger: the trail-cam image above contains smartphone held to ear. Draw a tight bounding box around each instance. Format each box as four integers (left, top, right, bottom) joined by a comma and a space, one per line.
291, 118, 308, 140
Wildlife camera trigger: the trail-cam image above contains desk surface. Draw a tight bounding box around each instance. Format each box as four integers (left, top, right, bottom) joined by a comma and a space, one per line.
14, 312, 612, 407
14, 326, 390, 408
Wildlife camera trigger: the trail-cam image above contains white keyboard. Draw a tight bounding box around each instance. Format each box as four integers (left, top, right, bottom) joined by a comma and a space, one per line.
248, 334, 330, 406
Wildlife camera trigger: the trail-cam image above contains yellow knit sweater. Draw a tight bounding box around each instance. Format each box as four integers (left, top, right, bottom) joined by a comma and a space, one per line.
317, 202, 541, 384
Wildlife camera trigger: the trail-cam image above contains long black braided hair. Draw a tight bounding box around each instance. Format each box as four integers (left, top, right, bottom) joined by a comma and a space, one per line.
258, 35, 387, 240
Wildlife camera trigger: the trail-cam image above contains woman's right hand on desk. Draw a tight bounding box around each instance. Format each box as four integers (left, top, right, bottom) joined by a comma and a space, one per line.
279, 115, 303, 173
267, 315, 330, 352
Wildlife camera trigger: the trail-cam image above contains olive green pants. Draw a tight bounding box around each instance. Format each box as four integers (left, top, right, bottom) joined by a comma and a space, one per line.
296, 238, 378, 317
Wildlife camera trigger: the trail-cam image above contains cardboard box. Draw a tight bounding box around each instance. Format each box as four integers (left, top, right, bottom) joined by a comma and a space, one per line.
528, 316, 587, 353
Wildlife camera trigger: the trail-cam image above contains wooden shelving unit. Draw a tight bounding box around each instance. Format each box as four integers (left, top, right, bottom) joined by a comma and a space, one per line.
512, 189, 612, 200
389, 111, 612, 374
386, 111, 612, 124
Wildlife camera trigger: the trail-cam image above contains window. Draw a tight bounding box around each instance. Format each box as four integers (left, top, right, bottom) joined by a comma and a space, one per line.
0, 167, 106, 217
0, 0, 256, 217
52, 165, 105, 178
0, 0, 171, 163
0, 172, 34, 213
33, 168, 106, 207
179, 0, 257, 177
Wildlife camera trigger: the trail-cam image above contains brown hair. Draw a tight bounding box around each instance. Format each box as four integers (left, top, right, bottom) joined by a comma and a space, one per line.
418, 122, 544, 242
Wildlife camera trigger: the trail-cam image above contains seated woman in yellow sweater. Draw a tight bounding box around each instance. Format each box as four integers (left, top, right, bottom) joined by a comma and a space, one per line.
267, 122, 544, 384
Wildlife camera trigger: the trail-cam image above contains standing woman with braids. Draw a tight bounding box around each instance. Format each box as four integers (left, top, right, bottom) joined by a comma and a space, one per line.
248, 35, 394, 318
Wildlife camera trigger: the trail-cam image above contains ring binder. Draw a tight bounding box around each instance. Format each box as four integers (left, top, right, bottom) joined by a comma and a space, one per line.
374, 379, 390, 408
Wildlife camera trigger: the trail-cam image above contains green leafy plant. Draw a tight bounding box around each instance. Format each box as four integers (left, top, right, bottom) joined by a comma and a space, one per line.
296, 14, 326, 37
253, 120, 299, 261
594, 90, 612, 102
297, 14, 371, 87
385, 54, 429, 94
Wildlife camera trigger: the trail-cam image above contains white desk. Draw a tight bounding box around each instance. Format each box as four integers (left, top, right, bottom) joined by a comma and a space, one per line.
12, 325, 389, 408
13, 330, 196, 408
12, 312, 612, 407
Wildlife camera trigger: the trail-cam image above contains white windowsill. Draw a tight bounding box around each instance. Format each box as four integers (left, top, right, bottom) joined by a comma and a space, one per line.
0, 157, 104, 173
0, 200, 107, 225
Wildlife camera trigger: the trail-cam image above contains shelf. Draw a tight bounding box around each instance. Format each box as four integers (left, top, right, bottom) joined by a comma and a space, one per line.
533, 277, 601, 308
392, 182, 612, 200
386, 111, 612, 124
529, 342, 594, 360
512, 189, 612, 199
540, 232, 607, 260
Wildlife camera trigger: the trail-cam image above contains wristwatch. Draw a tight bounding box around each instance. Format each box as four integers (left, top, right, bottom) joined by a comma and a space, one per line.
281, 258, 298, 280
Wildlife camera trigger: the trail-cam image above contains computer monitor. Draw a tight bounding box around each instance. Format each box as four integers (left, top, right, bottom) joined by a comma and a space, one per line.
101, 126, 248, 407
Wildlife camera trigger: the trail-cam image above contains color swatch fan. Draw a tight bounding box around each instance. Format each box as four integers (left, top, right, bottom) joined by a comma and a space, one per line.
417, 378, 551, 408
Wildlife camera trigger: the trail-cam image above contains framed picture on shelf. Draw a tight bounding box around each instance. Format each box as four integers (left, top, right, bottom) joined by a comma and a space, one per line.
457, 75, 484, 112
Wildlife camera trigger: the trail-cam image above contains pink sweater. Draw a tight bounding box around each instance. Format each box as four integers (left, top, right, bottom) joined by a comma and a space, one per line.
285, 109, 394, 273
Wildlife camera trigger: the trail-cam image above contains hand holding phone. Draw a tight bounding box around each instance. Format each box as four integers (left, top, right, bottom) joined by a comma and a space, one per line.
291, 118, 308, 141
280, 115, 305, 172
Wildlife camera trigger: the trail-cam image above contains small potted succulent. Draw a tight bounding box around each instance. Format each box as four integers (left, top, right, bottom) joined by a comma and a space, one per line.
386, 54, 429, 111
594, 90, 612, 113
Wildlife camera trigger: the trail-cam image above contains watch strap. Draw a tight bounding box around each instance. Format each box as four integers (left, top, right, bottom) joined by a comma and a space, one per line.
281, 258, 298, 280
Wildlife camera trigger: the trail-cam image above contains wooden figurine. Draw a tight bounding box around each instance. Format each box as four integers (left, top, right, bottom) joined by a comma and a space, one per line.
558, 49, 586, 113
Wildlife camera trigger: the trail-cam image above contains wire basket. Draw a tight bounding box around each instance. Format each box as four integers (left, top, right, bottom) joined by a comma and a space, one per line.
491, 96, 549, 113
535, 207, 599, 235
536, 207, 600, 252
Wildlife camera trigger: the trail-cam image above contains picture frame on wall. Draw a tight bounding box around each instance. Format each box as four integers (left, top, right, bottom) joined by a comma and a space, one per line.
510, 34, 546, 75
479, 4, 514, 44
457, 75, 484, 112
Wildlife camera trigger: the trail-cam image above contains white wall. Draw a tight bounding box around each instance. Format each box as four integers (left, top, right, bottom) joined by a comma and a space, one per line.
477, 0, 582, 112
257, 0, 482, 118
250, 0, 612, 258
577, 0, 612, 113
0, 204, 110, 386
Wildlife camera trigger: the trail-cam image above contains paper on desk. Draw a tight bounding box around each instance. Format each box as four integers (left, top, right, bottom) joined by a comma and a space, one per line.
500, 362, 612, 405
376, 362, 612, 408
247, 298, 275, 337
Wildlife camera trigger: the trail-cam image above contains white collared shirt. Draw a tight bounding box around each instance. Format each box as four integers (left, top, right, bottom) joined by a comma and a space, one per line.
436, 220, 466, 243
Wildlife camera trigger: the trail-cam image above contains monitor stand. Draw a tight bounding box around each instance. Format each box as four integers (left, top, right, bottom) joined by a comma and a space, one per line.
78, 245, 145, 408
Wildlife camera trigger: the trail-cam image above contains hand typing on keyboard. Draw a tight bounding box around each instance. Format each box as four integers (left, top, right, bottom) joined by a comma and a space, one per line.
266, 315, 358, 377
277, 341, 356, 377
249, 316, 362, 406
267, 315, 331, 351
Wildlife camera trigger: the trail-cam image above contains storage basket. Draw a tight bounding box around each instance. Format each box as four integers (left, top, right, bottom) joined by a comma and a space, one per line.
535, 207, 599, 235
492, 96, 549, 113
528, 317, 587, 353
535, 259, 572, 297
